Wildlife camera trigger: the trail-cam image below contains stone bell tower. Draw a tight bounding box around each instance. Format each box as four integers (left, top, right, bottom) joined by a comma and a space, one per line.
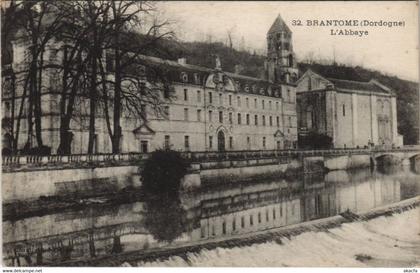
265, 14, 299, 84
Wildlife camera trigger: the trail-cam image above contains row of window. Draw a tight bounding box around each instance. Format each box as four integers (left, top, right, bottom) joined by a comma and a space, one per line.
182, 89, 289, 110
164, 135, 287, 150
201, 204, 298, 237
176, 108, 293, 127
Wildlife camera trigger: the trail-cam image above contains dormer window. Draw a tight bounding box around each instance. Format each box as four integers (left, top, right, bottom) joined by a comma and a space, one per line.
194, 73, 200, 85
252, 85, 257, 93
181, 72, 188, 83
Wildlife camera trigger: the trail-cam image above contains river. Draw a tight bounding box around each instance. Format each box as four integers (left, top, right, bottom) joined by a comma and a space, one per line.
3, 164, 420, 267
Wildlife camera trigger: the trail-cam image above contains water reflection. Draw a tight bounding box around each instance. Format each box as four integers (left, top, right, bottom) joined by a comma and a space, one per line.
144, 195, 189, 243
3, 165, 420, 266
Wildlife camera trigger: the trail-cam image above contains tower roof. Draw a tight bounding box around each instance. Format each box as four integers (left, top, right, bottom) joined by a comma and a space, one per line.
267, 14, 291, 34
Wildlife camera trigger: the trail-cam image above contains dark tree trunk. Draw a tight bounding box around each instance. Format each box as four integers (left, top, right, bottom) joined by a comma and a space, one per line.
87, 35, 98, 154
34, 48, 44, 147
112, 43, 122, 153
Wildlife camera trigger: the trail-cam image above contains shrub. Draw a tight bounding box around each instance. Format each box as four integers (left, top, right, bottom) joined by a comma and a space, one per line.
141, 149, 189, 196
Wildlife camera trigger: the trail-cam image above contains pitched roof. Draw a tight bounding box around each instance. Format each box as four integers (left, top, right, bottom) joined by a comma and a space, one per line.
268, 14, 291, 34
326, 77, 392, 94
298, 69, 393, 95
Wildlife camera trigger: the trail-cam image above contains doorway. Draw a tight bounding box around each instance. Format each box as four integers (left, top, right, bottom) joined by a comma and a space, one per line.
217, 131, 225, 152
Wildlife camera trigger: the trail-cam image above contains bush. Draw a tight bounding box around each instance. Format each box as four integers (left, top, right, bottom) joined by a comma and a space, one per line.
298, 132, 333, 149
141, 150, 189, 196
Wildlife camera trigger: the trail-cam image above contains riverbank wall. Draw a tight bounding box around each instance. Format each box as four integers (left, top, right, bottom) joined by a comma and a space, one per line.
3, 149, 419, 203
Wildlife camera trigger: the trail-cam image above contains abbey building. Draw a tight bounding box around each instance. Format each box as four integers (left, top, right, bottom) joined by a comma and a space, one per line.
2, 15, 298, 154
1, 14, 401, 154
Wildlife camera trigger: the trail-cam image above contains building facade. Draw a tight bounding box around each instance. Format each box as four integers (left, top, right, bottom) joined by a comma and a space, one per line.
296, 69, 403, 148
2, 15, 298, 154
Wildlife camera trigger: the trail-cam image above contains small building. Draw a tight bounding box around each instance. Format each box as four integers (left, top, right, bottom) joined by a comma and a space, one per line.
296, 69, 403, 148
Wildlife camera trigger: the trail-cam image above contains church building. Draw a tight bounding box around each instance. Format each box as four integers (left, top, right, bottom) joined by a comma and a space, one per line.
296, 69, 403, 148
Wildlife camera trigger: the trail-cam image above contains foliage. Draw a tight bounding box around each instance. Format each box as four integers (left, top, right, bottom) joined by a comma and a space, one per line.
298, 132, 333, 149
141, 150, 189, 197
141, 149, 190, 243
143, 195, 187, 243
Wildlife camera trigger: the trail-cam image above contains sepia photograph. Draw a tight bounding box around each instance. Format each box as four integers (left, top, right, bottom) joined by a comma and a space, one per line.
1, 0, 419, 269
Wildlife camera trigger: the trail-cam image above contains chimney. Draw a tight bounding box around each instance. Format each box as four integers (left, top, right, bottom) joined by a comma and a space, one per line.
177, 58, 187, 65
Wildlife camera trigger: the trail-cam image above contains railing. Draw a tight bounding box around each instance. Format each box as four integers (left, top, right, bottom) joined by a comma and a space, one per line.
2, 146, 420, 168
2, 153, 150, 168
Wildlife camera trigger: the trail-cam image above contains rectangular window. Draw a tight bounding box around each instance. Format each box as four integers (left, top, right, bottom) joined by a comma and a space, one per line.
229, 136, 233, 149
269, 101, 272, 110
184, 135, 190, 150
247, 136, 250, 148
241, 216, 245, 228
184, 108, 189, 121
246, 97, 249, 108
246, 114, 250, 125
209, 110, 213, 122
229, 112, 233, 124
273, 208, 276, 219
288, 116, 292, 127
219, 93, 223, 105
263, 137, 266, 149
237, 96, 241, 107
229, 95, 232, 106
209, 92, 213, 103
140, 141, 148, 153
276, 101, 279, 110
255, 115, 258, 125
250, 215, 254, 226
237, 113, 241, 125
222, 222, 226, 235
254, 98, 257, 108
262, 115, 266, 126
201, 226, 206, 238
343, 104, 346, 116
258, 212, 261, 223
197, 90, 201, 102
184, 89, 188, 101
280, 204, 283, 217
277, 140, 281, 150
232, 218, 236, 231
262, 100, 265, 109
164, 106, 170, 119
164, 135, 170, 149
269, 116, 273, 126
219, 111, 223, 123
277, 116, 280, 127
266, 210, 269, 221
197, 109, 202, 121
209, 136, 213, 149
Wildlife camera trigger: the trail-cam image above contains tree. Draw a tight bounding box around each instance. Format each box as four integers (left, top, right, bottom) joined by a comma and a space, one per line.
97, 1, 175, 153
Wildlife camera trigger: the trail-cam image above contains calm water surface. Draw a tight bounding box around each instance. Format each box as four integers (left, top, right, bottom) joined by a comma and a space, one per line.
3, 164, 420, 266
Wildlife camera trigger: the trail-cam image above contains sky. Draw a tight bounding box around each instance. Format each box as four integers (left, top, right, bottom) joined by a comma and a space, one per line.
156, 1, 419, 82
